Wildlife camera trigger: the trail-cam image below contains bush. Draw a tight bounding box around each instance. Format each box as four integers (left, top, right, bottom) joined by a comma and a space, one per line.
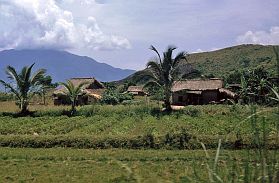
0, 134, 277, 149
100, 89, 133, 105
0, 92, 15, 101
183, 107, 201, 117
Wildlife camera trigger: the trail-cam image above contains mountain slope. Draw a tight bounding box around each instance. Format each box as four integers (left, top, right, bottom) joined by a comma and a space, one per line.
120, 44, 278, 84
0, 49, 135, 82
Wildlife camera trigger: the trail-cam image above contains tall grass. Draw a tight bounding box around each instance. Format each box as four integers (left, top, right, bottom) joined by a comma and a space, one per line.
193, 105, 279, 182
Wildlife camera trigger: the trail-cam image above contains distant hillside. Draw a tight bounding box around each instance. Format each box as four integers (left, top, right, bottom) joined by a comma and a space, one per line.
0, 49, 135, 83
119, 44, 278, 85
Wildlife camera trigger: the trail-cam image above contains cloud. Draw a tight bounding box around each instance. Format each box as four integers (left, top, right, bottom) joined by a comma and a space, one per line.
236, 26, 279, 45
190, 49, 203, 53
0, 0, 131, 51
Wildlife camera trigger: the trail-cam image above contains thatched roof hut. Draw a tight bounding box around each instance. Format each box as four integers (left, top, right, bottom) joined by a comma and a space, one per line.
53, 77, 105, 105
172, 78, 223, 92
127, 86, 148, 96
171, 78, 236, 105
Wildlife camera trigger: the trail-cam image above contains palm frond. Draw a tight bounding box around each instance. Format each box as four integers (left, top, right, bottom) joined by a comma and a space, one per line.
173, 51, 187, 67
30, 69, 47, 85
147, 60, 163, 78
5, 66, 21, 85
149, 45, 162, 64
0, 80, 21, 100
146, 60, 161, 73
269, 86, 279, 101
24, 63, 35, 84
19, 66, 28, 80
59, 81, 74, 96
144, 80, 161, 88
74, 82, 88, 95
165, 45, 177, 65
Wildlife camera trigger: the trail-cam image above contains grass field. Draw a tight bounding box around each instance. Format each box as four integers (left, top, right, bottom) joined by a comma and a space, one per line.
0, 101, 278, 149
0, 148, 277, 182
0, 100, 278, 182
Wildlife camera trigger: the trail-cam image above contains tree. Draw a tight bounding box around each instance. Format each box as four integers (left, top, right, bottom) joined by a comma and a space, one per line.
0, 63, 46, 114
59, 80, 88, 115
238, 67, 272, 104
38, 75, 53, 105
145, 45, 187, 111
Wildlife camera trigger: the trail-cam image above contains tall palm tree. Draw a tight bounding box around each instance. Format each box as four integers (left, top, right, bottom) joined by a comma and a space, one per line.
146, 45, 187, 111
0, 63, 46, 114
59, 80, 88, 115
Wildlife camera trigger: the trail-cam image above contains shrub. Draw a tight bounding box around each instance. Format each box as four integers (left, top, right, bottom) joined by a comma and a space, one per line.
0, 92, 15, 101
100, 89, 133, 105
183, 107, 201, 117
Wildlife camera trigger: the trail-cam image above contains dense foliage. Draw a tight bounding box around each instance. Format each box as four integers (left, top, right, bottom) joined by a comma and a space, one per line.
100, 88, 133, 105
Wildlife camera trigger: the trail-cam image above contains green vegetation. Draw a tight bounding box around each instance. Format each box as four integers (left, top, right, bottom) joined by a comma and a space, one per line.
0, 63, 46, 114
37, 75, 55, 105
100, 87, 133, 105
0, 44, 278, 182
122, 44, 278, 85
145, 45, 187, 111
59, 80, 88, 115
0, 103, 277, 150
227, 67, 278, 105
0, 147, 277, 182
0, 92, 15, 101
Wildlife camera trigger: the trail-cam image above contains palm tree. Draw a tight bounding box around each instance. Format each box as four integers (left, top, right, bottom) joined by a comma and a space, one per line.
37, 75, 53, 105
59, 80, 88, 115
0, 63, 46, 114
146, 45, 187, 111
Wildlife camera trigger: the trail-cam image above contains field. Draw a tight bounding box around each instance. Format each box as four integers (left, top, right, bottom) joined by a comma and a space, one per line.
0, 100, 278, 182
0, 101, 278, 149
0, 148, 278, 182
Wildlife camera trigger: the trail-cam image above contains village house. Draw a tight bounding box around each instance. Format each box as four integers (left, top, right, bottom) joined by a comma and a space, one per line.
172, 78, 236, 105
127, 86, 148, 96
53, 77, 105, 105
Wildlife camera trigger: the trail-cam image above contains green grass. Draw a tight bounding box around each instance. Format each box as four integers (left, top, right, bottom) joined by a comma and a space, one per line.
0, 148, 277, 182
0, 103, 277, 149
0, 101, 278, 182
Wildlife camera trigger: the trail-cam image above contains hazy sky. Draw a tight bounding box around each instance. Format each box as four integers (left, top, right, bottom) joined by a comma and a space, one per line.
0, 0, 278, 70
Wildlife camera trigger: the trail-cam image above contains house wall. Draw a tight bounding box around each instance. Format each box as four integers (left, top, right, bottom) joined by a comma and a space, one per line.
172, 90, 220, 105
53, 95, 71, 105
88, 96, 98, 104
201, 90, 219, 104
172, 91, 188, 105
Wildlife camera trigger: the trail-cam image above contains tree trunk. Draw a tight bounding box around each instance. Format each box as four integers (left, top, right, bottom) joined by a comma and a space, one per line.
42, 89, 46, 105
71, 99, 76, 115
164, 86, 172, 112
20, 98, 28, 114
43, 94, 46, 105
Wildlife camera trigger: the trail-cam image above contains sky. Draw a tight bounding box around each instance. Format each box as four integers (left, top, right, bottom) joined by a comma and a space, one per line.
0, 0, 279, 70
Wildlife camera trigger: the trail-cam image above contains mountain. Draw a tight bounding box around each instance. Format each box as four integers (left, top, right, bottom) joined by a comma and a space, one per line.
119, 44, 278, 84
0, 49, 135, 82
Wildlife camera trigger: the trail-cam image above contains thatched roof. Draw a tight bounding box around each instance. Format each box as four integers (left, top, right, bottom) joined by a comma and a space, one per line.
53, 77, 104, 95
172, 78, 223, 92
127, 86, 145, 92
219, 88, 237, 98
